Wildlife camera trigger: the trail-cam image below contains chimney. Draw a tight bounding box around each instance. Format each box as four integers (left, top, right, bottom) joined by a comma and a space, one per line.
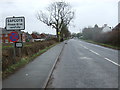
104, 24, 107, 27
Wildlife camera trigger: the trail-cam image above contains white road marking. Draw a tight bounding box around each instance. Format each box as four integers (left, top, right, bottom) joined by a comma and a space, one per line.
79, 44, 87, 49
89, 50, 101, 56
80, 57, 92, 60
104, 58, 120, 67
89, 50, 120, 66
81, 45, 88, 49
79, 44, 120, 67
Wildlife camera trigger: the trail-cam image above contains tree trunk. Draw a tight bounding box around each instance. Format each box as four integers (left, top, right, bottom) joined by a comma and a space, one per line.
56, 28, 59, 41
56, 28, 59, 38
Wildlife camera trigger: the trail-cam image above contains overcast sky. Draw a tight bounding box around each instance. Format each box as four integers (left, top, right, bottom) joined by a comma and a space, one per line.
0, 0, 119, 34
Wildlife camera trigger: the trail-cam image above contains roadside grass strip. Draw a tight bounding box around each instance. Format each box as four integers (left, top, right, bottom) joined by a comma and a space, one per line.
81, 39, 120, 50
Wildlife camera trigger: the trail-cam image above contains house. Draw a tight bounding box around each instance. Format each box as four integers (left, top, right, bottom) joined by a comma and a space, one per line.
92, 24, 103, 33
112, 23, 120, 31
0, 28, 12, 43
22, 32, 26, 42
101, 24, 112, 33
45, 34, 56, 40
39, 33, 47, 39
0, 27, 27, 43
31, 33, 43, 42
25, 32, 33, 42
31, 33, 40, 39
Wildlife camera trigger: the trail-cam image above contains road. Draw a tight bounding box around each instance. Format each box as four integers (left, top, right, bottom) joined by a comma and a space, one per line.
47, 39, 119, 88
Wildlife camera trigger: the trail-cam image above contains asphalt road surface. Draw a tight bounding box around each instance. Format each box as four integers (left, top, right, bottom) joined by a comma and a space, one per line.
47, 39, 119, 88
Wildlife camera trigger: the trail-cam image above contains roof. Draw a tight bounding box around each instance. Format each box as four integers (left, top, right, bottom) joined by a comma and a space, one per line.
113, 23, 120, 30
102, 26, 112, 33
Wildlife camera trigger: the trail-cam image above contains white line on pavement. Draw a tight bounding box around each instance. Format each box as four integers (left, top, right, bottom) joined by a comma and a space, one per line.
104, 58, 120, 67
89, 50, 101, 56
89, 50, 120, 67
80, 44, 120, 67
82, 46, 88, 49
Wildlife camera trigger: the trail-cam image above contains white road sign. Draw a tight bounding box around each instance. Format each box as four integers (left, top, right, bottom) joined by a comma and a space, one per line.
15, 42, 23, 48
6, 17, 25, 30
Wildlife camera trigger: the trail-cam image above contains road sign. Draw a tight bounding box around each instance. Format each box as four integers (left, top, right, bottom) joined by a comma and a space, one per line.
9, 32, 19, 42
15, 42, 23, 48
6, 16, 25, 30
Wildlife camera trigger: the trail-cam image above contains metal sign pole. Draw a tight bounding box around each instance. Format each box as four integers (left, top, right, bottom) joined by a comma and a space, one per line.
18, 30, 22, 57
9, 31, 19, 64
13, 42, 16, 64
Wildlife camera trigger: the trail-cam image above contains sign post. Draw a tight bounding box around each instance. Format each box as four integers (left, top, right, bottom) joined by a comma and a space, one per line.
6, 16, 25, 64
9, 32, 19, 63
17, 31, 22, 57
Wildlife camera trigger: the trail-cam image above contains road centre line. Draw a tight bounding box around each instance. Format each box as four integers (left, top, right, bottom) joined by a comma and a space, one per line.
89, 49, 120, 67
80, 44, 120, 67
80, 45, 88, 49
89, 50, 101, 56
83, 46, 88, 49
90, 50, 120, 67
104, 58, 120, 67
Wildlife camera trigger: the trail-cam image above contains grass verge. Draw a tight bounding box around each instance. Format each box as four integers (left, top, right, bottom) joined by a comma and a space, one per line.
2, 43, 58, 79
81, 39, 120, 50
2, 44, 32, 49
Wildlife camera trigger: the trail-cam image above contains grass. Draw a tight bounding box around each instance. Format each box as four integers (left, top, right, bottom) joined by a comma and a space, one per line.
2, 43, 57, 79
2, 44, 32, 49
2, 45, 13, 48
81, 39, 120, 50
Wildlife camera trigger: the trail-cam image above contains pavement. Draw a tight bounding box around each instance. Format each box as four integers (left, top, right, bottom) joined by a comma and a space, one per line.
3, 42, 64, 88
48, 39, 119, 88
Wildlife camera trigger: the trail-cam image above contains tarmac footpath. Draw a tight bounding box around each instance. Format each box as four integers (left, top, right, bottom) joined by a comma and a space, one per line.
3, 42, 65, 88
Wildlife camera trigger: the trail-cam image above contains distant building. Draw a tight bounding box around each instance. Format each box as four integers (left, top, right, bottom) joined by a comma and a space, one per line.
31, 33, 39, 39
93, 24, 103, 33
45, 34, 56, 40
0, 28, 12, 43
25, 32, 33, 42
0, 27, 27, 43
82, 24, 103, 40
112, 23, 120, 31
101, 24, 112, 33
39, 33, 47, 39
22, 32, 26, 42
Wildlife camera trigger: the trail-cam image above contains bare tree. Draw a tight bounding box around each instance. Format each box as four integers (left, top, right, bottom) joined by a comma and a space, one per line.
37, 1, 74, 40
